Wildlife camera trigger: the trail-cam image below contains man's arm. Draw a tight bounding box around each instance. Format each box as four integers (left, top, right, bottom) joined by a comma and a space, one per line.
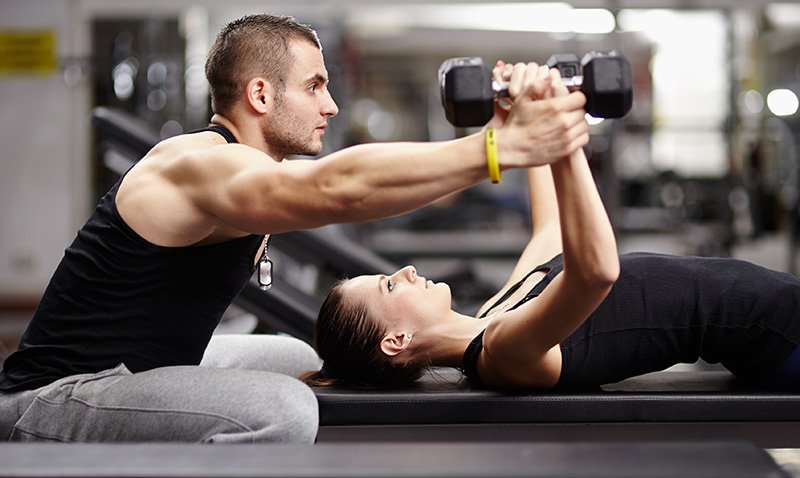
183, 83, 589, 234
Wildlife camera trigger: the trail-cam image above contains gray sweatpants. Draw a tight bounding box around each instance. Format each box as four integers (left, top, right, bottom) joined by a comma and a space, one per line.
0, 334, 322, 443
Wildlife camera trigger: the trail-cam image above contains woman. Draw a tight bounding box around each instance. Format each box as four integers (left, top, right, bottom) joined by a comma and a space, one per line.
302, 64, 800, 390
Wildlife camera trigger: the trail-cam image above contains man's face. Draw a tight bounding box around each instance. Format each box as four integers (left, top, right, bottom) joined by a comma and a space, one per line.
263, 40, 339, 159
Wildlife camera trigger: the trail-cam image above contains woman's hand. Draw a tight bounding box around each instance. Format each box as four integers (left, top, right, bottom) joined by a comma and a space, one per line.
483, 60, 514, 129
496, 62, 589, 167
485, 60, 555, 129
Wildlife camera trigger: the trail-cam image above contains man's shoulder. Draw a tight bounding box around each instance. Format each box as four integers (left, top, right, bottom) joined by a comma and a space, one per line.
137, 131, 238, 174
153, 130, 231, 155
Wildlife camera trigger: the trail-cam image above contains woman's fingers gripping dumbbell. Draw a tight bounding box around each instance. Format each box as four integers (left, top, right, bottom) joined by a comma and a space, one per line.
507, 63, 554, 101
485, 60, 515, 129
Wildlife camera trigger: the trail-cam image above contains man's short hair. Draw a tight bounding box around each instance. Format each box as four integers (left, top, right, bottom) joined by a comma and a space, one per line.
205, 14, 321, 115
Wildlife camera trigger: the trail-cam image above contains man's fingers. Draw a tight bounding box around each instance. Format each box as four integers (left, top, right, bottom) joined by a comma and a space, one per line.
529, 64, 553, 99
507, 62, 528, 99
520, 63, 550, 100
547, 68, 570, 98
557, 90, 587, 110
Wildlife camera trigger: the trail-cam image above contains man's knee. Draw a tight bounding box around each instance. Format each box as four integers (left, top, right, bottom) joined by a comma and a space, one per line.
207, 375, 319, 443
201, 334, 321, 377
271, 378, 319, 443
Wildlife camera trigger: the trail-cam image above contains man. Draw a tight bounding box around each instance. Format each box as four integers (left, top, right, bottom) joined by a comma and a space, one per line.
0, 14, 589, 443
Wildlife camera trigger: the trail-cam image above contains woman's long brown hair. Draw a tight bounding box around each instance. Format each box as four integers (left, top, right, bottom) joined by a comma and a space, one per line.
301, 280, 428, 388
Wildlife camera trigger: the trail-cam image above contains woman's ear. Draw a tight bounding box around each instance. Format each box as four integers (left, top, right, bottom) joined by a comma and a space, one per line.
380, 332, 413, 357
245, 77, 273, 114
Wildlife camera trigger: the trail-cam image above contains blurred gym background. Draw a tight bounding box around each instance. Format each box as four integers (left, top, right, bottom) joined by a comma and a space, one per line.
1, 0, 799, 358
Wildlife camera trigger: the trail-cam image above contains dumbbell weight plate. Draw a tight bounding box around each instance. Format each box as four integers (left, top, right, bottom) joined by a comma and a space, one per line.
439, 57, 494, 127
581, 51, 633, 118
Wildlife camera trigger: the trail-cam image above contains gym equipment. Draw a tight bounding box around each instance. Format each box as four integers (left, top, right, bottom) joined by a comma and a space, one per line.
0, 442, 786, 478
439, 50, 633, 127
314, 369, 800, 447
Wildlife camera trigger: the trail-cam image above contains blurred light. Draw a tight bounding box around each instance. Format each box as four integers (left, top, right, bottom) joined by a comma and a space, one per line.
183, 5, 210, 121
618, 9, 726, 48
351, 98, 398, 140
765, 3, 800, 29
63, 64, 82, 87
351, 98, 380, 125
147, 62, 168, 86
617, 9, 677, 43
112, 58, 138, 101
621, 7, 728, 144
767, 89, 799, 117
367, 110, 397, 140
740, 90, 764, 114
586, 114, 604, 125
350, 3, 615, 35
147, 89, 167, 111
184, 64, 207, 105
570, 9, 616, 34
160, 120, 183, 139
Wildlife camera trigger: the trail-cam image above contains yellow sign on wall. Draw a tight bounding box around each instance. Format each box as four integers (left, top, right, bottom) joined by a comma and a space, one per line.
0, 30, 57, 74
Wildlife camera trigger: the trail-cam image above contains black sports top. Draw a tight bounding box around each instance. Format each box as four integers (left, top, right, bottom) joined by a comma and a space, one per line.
463, 253, 800, 389
0, 125, 262, 392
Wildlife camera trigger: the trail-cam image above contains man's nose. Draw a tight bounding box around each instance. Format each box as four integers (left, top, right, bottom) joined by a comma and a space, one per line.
323, 94, 339, 117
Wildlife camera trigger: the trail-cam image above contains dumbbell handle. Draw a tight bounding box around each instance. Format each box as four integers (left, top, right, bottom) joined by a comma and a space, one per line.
491, 76, 584, 99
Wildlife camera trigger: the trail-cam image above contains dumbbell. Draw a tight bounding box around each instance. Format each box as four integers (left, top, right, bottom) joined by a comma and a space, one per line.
439, 51, 633, 127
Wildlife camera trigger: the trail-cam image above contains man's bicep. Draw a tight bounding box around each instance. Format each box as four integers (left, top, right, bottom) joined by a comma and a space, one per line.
189, 153, 334, 234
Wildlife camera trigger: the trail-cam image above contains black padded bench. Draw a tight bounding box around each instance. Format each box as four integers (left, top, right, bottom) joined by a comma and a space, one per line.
314, 369, 800, 448
0, 442, 787, 477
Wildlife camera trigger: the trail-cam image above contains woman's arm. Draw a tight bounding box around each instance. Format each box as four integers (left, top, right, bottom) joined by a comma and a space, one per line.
509, 166, 564, 288
476, 63, 567, 317
476, 165, 562, 317
480, 70, 619, 389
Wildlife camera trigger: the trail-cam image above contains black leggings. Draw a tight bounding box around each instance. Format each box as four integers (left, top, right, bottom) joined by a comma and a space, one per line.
771, 345, 800, 389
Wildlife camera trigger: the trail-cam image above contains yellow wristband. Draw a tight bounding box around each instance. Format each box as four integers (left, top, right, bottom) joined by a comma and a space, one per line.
485, 128, 501, 184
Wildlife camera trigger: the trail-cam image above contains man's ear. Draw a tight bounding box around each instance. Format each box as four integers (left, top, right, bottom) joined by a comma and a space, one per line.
245, 77, 273, 114
380, 332, 413, 357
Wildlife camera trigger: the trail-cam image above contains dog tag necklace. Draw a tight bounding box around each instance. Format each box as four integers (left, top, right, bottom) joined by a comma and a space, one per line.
258, 235, 273, 290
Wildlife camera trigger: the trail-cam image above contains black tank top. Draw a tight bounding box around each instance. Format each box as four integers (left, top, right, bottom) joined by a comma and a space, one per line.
463, 253, 800, 389
0, 125, 262, 391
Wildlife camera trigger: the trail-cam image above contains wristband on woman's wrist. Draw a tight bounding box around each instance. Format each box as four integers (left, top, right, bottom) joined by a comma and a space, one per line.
485, 127, 501, 184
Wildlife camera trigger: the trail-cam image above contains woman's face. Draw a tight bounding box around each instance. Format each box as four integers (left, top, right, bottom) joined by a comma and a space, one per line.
342, 266, 452, 330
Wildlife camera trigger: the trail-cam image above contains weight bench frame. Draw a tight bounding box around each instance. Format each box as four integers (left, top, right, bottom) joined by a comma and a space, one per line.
314, 370, 800, 448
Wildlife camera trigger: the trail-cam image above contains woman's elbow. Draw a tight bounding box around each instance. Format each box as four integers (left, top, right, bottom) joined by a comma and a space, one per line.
574, 256, 619, 290
595, 256, 620, 288
600, 257, 620, 285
